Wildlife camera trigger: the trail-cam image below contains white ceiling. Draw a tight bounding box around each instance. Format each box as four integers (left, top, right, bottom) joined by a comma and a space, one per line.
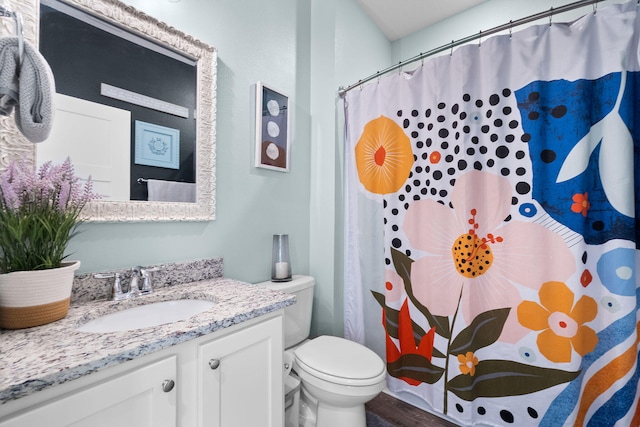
356, 0, 488, 41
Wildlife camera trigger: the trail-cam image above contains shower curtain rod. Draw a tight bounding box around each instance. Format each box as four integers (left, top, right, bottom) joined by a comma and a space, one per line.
338, 0, 607, 97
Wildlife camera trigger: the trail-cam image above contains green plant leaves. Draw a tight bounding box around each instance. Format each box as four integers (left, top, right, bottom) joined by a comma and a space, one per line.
387, 353, 445, 385
0, 208, 78, 272
391, 248, 451, 338
447, 360, 581, 401
449, 308, 510, 355
0, 159, 99, 273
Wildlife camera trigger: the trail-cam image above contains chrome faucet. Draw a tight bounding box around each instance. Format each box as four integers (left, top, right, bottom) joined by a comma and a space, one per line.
130, 265, 160, 295
94, 266, 160, 301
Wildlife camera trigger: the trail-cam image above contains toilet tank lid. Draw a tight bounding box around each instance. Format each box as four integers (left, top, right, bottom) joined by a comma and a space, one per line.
254, 275, 315, 293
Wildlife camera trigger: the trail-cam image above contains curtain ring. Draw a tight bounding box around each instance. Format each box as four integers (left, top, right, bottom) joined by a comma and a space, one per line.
593, 2, 597, 14
450, 40, 454, 56
478, 30, 482, 48
398, 61, 402, 75
376, 72, 381, 84
509, 20, 513, 39
549, 7, 553, 26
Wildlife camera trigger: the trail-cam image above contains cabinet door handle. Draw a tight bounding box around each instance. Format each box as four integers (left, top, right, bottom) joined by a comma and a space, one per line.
162, 379, 175, 392
209, 359, 220, 370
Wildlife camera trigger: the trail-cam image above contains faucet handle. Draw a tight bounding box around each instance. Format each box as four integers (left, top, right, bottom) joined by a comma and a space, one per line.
139, 267, 160, 293
128, 267, 144, 296
139, 266, 160, 275
94, 272, 125, 301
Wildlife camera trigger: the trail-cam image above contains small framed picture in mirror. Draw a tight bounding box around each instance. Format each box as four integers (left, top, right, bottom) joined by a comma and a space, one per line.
255, 82, 290, 172
134, 121, 180, 170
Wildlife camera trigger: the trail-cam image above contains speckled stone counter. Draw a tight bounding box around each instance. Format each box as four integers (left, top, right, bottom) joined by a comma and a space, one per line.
0, 259, 294, 405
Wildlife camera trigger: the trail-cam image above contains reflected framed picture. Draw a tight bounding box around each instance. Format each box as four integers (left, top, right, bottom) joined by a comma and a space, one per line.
134, 120, 180, 170
255, 82, 290, 172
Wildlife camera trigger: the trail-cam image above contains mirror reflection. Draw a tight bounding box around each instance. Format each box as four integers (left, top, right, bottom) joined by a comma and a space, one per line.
39, 0, 197, 203
1, 0, 216, 221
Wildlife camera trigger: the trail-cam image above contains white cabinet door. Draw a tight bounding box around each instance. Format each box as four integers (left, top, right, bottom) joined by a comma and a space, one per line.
198, 316, 283, 427
0, 356, 177, 427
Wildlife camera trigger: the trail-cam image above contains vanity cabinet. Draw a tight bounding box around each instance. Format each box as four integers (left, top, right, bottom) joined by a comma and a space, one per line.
0, 312, 283, 427
198, 315, 283, 427
0, 356, 177, 427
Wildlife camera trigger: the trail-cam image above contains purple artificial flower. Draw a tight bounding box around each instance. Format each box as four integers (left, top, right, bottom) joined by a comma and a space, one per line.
0, 158, 102, 272
0, 158, 101, 215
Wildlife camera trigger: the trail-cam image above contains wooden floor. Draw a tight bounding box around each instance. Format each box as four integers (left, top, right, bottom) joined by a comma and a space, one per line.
366, 392, 459, 427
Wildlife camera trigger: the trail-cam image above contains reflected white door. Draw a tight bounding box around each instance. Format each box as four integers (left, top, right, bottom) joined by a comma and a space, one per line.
38, 93, 131, 201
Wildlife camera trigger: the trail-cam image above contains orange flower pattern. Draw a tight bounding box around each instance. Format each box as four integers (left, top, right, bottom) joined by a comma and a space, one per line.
355, 116, 414, 194
517, 281, 598, 363
571, 192, 590, 217
457, 352, 479, 376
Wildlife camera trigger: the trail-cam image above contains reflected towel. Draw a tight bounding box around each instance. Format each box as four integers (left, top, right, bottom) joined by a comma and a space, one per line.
147, 179, 196, 203
0, 36, 55, 143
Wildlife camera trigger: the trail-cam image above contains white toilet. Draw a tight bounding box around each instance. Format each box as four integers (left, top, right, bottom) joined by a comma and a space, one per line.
257, 275, 386, 427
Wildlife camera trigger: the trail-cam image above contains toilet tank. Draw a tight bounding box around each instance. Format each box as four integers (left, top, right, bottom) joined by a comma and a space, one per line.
256, 275, 315, 349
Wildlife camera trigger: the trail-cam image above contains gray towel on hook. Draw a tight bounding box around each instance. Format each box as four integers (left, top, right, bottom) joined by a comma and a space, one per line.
0, 36, 55, 143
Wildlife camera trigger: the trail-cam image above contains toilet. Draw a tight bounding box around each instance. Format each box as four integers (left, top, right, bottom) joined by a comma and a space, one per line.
257, 275, 386, 427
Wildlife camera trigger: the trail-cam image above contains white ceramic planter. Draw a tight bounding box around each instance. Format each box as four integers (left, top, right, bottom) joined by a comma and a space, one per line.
0, 261, 80, 329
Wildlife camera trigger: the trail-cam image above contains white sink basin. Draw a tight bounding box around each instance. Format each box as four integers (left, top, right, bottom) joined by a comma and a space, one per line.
77, 299, 215, 333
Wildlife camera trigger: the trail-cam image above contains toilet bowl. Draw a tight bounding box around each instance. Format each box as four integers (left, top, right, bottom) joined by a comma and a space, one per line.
293, 335, 386, 427
256, 276, 387, 427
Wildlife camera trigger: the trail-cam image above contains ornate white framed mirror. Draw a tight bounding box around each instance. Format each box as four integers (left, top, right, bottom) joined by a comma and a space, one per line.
0, 0, 216, 222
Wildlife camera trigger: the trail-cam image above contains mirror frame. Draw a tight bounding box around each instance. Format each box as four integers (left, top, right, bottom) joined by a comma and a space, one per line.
0, 0, 216, 222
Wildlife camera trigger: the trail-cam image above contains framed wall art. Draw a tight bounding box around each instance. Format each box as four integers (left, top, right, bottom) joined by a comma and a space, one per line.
255, 82, 290, 172
134, 120, 180, 170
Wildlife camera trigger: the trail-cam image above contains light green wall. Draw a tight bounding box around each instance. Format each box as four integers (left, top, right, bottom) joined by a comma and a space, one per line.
391, 0, 626, 63
63, 0, 391, 337
307, 0, 392, 336
71, 0, 311, 283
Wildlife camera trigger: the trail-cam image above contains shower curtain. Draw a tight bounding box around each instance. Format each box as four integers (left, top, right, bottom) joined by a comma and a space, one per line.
344, 2, 640, 426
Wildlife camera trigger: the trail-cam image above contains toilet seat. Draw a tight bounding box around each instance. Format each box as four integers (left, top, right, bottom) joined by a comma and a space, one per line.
294, 335, 386, 387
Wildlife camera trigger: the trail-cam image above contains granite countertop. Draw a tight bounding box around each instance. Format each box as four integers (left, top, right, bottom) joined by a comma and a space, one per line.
0, 276, 295, 404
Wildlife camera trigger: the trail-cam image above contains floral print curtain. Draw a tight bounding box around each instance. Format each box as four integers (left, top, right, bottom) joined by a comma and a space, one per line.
343, 2, 640, 426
